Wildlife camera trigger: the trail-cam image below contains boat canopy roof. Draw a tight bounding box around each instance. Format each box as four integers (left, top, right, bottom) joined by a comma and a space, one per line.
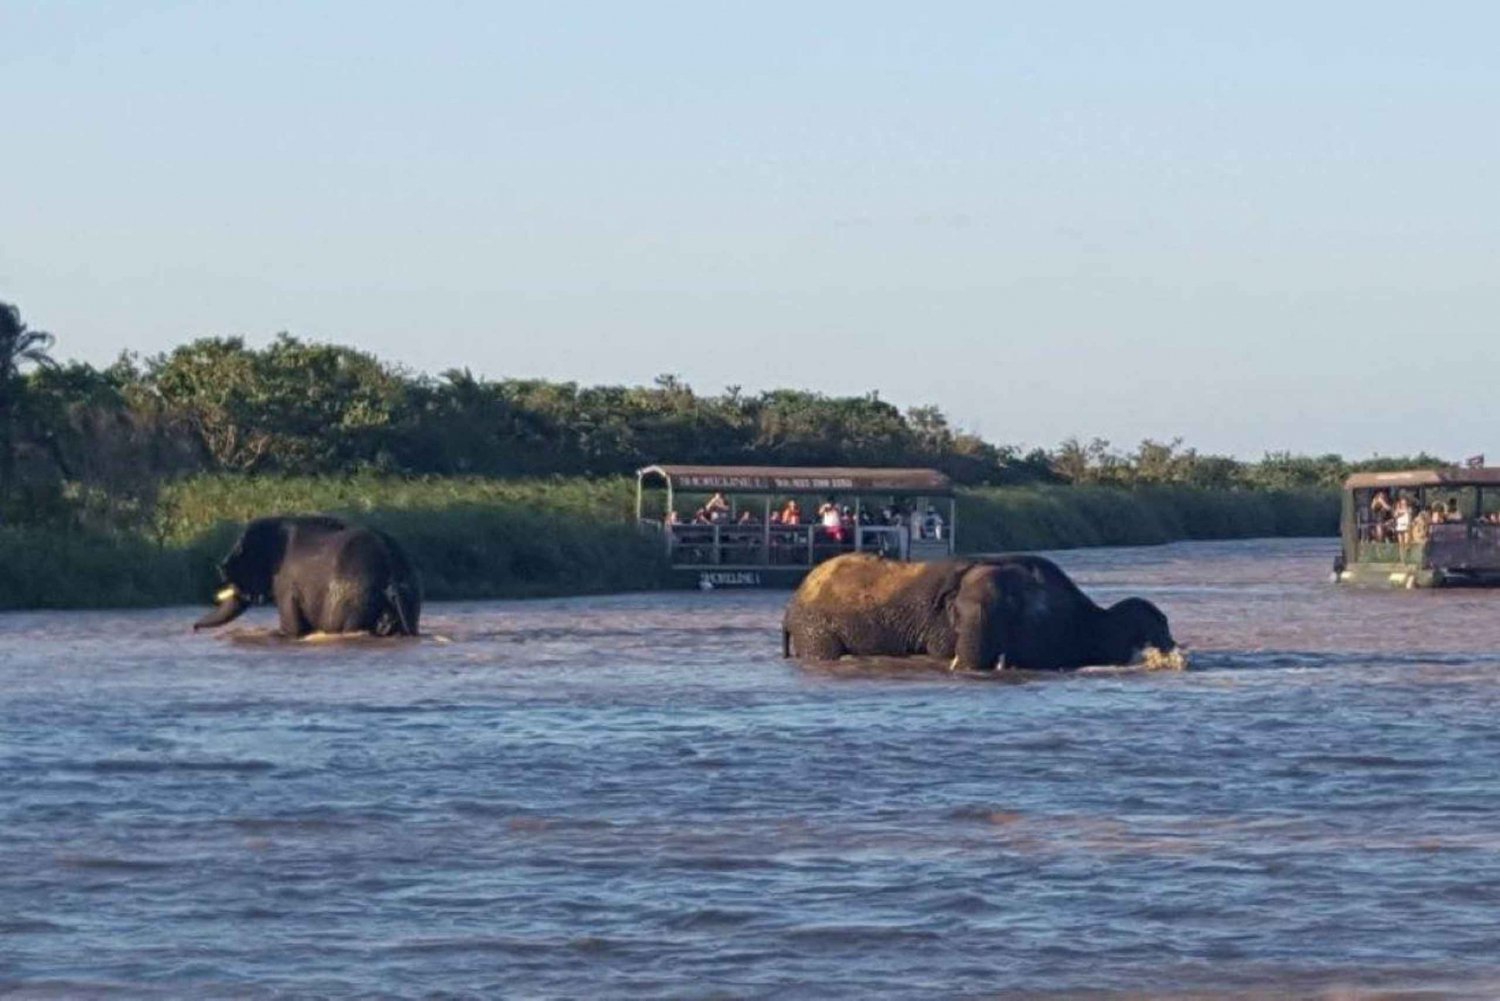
1344, 468, 1500, 491
638, 464, 953, 497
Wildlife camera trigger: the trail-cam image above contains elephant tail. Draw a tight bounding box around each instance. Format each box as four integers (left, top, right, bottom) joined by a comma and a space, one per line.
782, 627, 792, 658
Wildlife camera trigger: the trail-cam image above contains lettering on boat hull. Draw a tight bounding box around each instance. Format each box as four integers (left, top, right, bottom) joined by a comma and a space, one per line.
699, 571, 764, 589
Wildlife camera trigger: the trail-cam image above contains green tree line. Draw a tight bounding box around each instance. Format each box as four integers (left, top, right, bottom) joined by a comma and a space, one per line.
0, 300, 1447, 531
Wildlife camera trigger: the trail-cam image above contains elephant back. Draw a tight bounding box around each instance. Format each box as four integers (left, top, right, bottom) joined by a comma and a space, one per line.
793, 553, 960, 611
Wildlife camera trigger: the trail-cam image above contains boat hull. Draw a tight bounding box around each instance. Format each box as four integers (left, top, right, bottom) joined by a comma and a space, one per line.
1335, 561, 1500, 588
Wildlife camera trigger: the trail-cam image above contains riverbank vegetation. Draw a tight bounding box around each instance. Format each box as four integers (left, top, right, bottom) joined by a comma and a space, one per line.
0, 476, 661, 610
956, 485, 1334, 552
1, 474, 1336, 610
0, 299, 1434, 609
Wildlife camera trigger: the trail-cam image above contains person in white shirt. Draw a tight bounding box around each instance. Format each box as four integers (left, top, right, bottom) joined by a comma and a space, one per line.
818, 499, 844, 543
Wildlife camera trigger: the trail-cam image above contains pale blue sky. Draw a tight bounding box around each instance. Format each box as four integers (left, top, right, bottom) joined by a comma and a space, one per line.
4, 2, 1497, 458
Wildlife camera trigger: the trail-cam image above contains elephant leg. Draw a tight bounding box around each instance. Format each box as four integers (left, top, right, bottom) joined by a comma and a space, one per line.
314, 578, 383, 634
277, 592, 311, 638
789, 626, 845, 661
951, 567, 1007, 671
330, 604, 374, 634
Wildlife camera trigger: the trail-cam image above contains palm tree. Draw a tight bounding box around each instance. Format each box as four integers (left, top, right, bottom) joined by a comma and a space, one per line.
0, 301, 57, 499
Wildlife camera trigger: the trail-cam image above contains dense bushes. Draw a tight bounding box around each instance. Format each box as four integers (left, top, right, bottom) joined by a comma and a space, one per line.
3, 307, 1446, 532
8, 334, 1030, 506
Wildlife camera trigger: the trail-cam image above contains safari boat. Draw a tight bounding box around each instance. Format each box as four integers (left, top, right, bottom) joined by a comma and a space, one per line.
1334, 467, 1500, 588
636, 464, 957, 589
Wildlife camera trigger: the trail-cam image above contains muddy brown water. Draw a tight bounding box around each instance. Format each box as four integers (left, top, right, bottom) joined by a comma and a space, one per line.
5, 538, 1500, 998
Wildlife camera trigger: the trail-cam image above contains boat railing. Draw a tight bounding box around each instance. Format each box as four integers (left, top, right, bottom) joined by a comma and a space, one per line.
1355, 520, 1500, 566
662, 522, 915, 568
1428, 520, 1500, 569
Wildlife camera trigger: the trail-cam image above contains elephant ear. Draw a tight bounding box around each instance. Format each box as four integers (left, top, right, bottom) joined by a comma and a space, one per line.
226, 518, 288, 598
1017, 581, 1051, 624
988, 562, 1048, 624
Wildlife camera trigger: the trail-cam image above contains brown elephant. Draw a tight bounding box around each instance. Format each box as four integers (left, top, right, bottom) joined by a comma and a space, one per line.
782, 552, 1177, 671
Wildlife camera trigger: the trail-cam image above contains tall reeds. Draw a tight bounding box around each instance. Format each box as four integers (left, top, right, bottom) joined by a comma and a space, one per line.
957, 485, 1336, 552
0, 477, 1336, 610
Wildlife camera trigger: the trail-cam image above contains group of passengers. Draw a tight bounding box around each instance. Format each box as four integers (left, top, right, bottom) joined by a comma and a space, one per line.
667, 492, 946, 543
798, 498, 946, 545
1366, 490, 1500, 555
666, 491, 739, 527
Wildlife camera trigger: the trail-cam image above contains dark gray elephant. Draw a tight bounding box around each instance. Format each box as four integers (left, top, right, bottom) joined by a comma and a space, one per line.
782, 552, 1177, 671
194, 516, 421, 638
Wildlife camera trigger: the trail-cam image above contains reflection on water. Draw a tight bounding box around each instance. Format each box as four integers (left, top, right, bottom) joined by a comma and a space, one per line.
5, 538, 1500, 997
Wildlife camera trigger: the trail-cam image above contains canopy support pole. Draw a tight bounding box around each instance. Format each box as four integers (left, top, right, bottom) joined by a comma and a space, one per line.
763, 496, 771, 563
665, 480, 675, 556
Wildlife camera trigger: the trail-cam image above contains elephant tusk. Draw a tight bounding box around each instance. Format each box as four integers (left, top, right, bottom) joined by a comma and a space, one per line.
215, 586, 239, 603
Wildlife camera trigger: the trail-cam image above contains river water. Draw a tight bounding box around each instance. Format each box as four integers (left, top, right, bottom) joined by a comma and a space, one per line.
5, 538, 1500, 998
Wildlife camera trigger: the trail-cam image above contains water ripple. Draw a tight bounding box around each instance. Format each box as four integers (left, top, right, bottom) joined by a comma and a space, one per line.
5, 539, 1500, 996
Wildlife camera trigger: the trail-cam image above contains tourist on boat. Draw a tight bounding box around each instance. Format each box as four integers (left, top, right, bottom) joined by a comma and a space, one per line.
1394, 497, 1412, 532
1445, 498, 1464, 523
737, 509, 758, 525
692, 508, 712, 525
925, 506, 945, 541
779, 499, 801, 524
819, 499, 844, 543
704, 492, 731, 519
1369, 490, 1393, 540
1411, 508, 1432, 548
1395, 497, 1414, 561
666, 510, 681, 526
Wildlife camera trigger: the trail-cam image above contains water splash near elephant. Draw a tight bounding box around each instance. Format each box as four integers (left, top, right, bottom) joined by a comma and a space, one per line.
213, 628, 445, 647
1140, 644, 1189, 671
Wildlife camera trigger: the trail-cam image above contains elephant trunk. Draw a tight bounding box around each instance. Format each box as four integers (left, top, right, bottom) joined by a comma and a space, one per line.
194, 586, 249, 631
